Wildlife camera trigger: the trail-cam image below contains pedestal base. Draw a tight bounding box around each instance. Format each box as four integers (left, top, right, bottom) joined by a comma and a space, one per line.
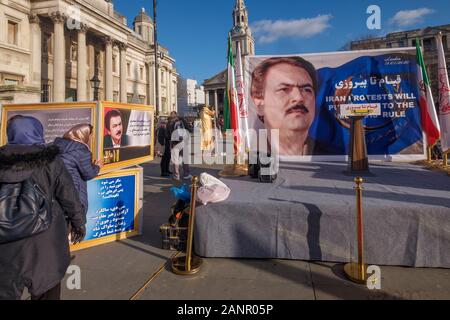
219, 164, 248, 177
171, 256, 203, 276
344, 262, 367, 284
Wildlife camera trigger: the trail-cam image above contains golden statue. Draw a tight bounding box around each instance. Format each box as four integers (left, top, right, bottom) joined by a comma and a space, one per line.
200, 106, 215, 151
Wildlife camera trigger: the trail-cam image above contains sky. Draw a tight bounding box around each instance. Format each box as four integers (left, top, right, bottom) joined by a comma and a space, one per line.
114, 0, 450, 84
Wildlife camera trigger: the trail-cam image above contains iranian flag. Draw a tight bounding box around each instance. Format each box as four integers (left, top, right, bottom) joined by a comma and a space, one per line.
416, 38, 441, 148
436, 33, 450, 153
223, 34, 240, 154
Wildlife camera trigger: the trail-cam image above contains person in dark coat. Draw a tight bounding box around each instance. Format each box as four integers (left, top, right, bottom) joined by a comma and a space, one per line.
159, 121, 174, 177
54, 124, 103, 213
160, 114, 178, 177
0, 116, 86, 300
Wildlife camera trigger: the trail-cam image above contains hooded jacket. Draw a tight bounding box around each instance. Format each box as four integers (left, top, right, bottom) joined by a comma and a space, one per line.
54, 138, 100, 211
0, 144, 85, 299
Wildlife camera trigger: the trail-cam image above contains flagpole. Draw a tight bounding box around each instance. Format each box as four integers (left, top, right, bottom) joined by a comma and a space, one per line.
436, 32, 450, 158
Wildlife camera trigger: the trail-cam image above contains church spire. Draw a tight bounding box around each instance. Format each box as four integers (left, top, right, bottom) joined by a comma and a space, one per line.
235, 0, 246, 10
230, 0, 254, 68
233, 0, 248, 27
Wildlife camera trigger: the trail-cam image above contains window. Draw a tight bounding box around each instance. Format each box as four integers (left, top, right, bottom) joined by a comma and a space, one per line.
71, 42, 77, 61
161, 70, 164, 84
127, 62, 131, 77
113, 55, 117, 73
162, 97, 167, 114
423, 38, 435, 51
140, 66, 144, 80
41, 84, 50, 103
139, 95, 146, 104
43, 33, 52, 55
8, 21, 18, 45
138, 26, 142, 35
127, 94, 133, 103
4, 79, 19, 86
113, 91, 119, 102
66, 89, 77, 102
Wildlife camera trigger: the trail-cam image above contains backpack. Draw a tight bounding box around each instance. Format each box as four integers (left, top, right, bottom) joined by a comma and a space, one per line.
171, 119, 187, 142
0, 178, 52, 244
174, 120, 185, 131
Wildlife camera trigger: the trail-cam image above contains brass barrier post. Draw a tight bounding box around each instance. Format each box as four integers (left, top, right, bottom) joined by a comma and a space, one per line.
427, 146, 432, 162
444, 151, 448, 168
171, 176, 203, 275
344, 177, 368, 284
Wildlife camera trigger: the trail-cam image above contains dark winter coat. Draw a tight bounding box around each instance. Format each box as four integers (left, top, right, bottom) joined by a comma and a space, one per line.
0, 144, 85, 299
54, 138, 100, 212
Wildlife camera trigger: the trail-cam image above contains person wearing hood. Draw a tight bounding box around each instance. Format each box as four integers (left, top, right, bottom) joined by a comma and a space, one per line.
54, 124, 103, 214
0, 115, 86, 300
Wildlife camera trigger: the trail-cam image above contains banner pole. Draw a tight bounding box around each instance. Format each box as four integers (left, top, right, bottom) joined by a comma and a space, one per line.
344, 177, 368, 284
171, 176, 202, 275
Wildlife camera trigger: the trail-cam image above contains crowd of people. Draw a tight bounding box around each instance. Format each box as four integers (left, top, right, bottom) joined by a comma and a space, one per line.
0, 116, 102, 300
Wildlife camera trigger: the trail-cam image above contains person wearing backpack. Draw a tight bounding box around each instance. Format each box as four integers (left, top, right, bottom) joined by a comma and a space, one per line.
0, 116, 86, 300
167, 112, 192, 181
54, 124, 103, 216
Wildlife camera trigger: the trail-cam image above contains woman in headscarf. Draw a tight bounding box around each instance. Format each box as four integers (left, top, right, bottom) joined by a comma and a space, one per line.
0, 115, 86, 300
54, 124, 103, 215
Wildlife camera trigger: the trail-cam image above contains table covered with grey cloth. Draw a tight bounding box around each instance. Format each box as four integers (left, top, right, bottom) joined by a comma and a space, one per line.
194, 162, 450, 268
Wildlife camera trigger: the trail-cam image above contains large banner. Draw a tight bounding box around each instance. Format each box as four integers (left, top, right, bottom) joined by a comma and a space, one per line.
246, 48, 425, 161
71, 167, 143, 251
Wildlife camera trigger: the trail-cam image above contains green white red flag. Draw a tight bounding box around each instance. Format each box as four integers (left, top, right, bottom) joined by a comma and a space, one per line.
223, 34, 240, 154
416, 38, 441, 147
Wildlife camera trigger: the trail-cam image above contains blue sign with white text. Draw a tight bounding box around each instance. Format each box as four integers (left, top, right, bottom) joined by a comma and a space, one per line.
85, 175, 136, 241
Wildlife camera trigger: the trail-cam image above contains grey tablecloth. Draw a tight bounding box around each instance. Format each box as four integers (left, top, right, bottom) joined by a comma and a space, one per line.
194, 162, 450, 268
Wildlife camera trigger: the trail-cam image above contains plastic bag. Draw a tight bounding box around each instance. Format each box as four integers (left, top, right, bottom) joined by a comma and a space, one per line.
199, 172, 228, 188
197, 184, 230, 205
170, 184, 191, 202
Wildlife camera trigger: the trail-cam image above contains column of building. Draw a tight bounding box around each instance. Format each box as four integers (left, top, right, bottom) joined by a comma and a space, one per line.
29, 14, 41, 89
77, 23, 88, 101
104, 36, 114, 101
166, 68, 171, 112
149, 62, 155, 106
205, 90, 210, 106
119, 43, 128, 103
158, 66, 162, 114
214, 90, 219, 116
50, 11, 66, 102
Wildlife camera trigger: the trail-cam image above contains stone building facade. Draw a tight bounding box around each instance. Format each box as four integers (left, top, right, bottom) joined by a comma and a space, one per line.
0, 0, 177, 116
351, 24, 450, 104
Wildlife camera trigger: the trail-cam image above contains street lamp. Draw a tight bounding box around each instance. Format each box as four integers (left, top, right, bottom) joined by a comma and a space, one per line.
90, 74, 100, 101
